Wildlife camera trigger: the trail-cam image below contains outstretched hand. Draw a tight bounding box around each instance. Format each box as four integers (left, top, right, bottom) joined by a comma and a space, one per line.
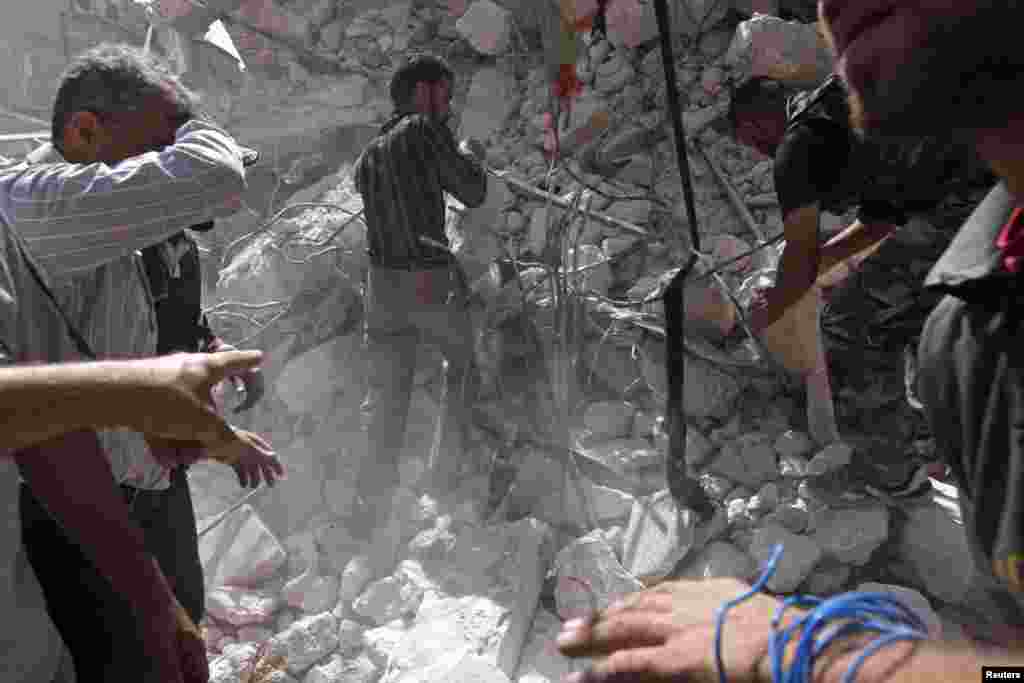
556, 578, 792, 683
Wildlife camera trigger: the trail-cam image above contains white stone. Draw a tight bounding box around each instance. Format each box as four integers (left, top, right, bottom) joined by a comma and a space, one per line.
583, 401, 636, 440
352, 574, 425, 626
514, 609, 571, 683
806, 442, 853, 477
856, 583, 942, 638
456, 0, 512, 55
284, 572, 340, 615
621, 489, 697, 582
748, 483, 779, 514
268, 612, 341, 676
362, 623, 406, 670
554, 530, 644, 620
709, 439, 778, 489
748, 524, 822, 593
304, 653, 378, 683
774, 430, 815, 459
384, 518, 553, 679
237, 625, 274, 644
207, 586, 282, 627
678, 541, 756, 581
812, 506, 889, 566
200, 504, 288, 590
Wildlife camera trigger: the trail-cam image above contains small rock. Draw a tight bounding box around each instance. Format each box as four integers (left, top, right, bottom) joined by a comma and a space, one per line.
621, 490, 697, 582
778, 454, 810, 478
352, 574, 425, 626
748, 483, 779, 514
267, 612, 340, 676
803, 562, 852, 596
304, 653, 378, 683
336, 619, 364, 656
583, 401, 636, 440
812, 506, 889, 566
555, 530, 644, 620
774, 430, 815, 458
207, 587, 282, 627
699, 473, 735, 501
709, 439, 777, 489
748, 524, 823, 593
340, 555, 375, 603
678, 541, 757, 581
806, 442, 854, 476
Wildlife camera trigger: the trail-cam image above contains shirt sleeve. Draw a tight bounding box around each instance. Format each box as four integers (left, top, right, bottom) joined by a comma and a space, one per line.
416, 118, 488, 209
773, 121, 848, 219
0, 119, 247, 278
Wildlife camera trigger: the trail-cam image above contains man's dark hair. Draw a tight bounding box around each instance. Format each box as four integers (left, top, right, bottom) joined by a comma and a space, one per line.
727, 76, 789, 135
51, 43, 198, 150
389, 55, 454, 112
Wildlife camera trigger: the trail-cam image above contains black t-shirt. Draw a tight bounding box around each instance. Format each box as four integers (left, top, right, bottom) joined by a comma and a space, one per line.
774, 120, 914, 225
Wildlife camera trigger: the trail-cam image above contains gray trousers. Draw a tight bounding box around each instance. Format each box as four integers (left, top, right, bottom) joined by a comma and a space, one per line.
355, 263, 478, 535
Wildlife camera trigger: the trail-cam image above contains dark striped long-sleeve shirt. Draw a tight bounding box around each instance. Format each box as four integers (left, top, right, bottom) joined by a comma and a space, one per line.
354, 113, 487, 267
0, 119, 247, 489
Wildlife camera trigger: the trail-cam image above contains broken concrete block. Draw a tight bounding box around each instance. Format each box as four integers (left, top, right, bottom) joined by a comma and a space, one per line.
748, 524, 822, 593
362, 622, 406, 670
678, 541, 757, 581
621, 490, 697, 582
583, 401, 636, 441
725, 14, 834, 86
267, 612, 340, 676
352, 573, 425, 626
305, 652, 379, 683
806, 442, 853, 476
774, 430, 815, 459
209, 642, 267, 683
207, 586, 282, 627
456, 0, 512, 55
811, 505, 889, 566
283, 572, 340, 615
709, 438, 778, 489
555, 530, 644, 620
199, 504, 287, 590
459, 65, 519, 142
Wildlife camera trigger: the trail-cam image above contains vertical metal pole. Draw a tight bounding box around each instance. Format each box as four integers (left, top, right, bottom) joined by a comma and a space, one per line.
653, 0, 714, 521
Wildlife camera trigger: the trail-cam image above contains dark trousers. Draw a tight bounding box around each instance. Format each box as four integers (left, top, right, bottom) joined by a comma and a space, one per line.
355, 264, 479, 538
19, 466, 204, 681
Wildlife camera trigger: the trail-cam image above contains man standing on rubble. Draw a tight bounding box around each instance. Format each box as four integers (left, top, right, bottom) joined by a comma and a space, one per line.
349, 55, 488, 576
727, 71, 973, 501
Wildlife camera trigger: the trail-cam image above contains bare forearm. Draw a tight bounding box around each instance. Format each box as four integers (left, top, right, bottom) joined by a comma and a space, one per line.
0, 361, 151, 452
819, 640, 1023, 683
819, 220, 895, 279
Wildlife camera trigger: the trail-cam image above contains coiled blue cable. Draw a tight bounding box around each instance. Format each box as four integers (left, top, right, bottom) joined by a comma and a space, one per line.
714, 544, 930, 683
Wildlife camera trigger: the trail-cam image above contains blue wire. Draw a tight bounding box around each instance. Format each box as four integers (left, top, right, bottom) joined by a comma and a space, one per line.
713, 543, 930, 683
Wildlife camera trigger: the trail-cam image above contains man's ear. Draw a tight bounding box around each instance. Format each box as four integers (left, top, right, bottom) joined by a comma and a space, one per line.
60, 111, 102, 161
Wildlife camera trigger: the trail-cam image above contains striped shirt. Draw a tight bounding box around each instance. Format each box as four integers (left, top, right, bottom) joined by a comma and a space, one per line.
354, 112, 487, 267
0, 119, 247, 489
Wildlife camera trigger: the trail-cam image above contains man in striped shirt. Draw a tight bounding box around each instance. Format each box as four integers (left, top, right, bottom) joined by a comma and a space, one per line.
0, 43, 278, 682
350, 55, 487, 576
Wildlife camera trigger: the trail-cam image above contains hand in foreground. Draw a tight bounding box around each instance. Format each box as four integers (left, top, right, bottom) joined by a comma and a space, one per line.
128, 350, 264, 448
556, 578, 789, 683
207, 339, 266, 413
206, 428, 285, 488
